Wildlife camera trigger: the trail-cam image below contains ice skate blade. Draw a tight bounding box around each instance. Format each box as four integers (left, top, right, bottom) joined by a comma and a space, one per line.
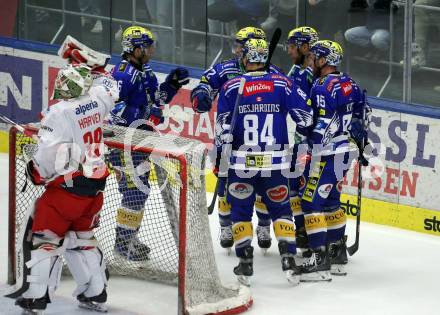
285, 270, 300, 286
225, 247, 232, 255
237, 275, 251, 287
300, 270, 332, 282
21, 309, 43, 315
79, 301, 108, 313
330, 264, 347, 276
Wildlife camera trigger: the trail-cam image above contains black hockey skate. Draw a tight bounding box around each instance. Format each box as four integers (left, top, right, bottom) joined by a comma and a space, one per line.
300, 247, 332, 282
114, 235, 151, 262
233, 246, 254, 286
15, 295, 49, 315
328, 235, 348, 276
295, 227, 311, 257
256, 225, 271, 254
77, 289, 108, 313
219, 226, 234, 253
278, 242, 301, 285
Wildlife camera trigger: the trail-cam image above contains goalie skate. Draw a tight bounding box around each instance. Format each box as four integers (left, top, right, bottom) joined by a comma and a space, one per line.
78, 301, 108, 313
77, 290, 108, 313
15, 297, 47, 315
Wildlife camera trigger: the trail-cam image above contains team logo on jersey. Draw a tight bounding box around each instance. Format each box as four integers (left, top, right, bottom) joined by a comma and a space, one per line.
75, 101, 99, 115
267, 185, 288, 202
318, 184, 333, 199
341, 81, 353, 96
228, 182, 253, 199
256, 96, 263, 102
336, 180, 343, 193
243, 81, 274, 96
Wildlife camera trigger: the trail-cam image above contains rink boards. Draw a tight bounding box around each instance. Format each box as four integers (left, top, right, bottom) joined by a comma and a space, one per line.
1, 36, 440, 237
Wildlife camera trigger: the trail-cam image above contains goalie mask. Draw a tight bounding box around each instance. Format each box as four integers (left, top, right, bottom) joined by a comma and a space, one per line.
310, 40, 343, 67
52, 64, 93, 100
121, 26, 155, 54
242, 38, 269, 64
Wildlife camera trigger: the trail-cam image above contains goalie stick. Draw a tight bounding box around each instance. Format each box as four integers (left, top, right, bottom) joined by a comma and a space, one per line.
0, 115, 38, 141
208, 28, 282, 215
347, 90, 369, 256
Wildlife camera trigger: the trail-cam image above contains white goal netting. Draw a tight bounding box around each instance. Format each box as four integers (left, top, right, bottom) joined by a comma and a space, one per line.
8, 125, 252, 315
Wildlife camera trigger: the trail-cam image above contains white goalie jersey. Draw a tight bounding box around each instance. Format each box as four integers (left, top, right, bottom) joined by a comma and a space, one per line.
33, 75, 119, 182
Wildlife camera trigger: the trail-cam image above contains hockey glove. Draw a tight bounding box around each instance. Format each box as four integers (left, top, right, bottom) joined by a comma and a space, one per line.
191, 86, 212, 113
25, 160, 45, 185
59, 36, 110, 69
148, 105, 164, 126
166, 67, 190, 90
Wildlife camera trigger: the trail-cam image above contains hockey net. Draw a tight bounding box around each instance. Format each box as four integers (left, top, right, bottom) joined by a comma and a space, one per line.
8, 125, 252, 315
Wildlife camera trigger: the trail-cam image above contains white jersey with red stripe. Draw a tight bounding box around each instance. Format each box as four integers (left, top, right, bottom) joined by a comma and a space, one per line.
33, 75, 119, 182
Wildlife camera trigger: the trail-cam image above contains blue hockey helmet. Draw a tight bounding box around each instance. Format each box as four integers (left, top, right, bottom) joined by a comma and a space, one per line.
121, 26, 155, 54
310, 40, 343, 66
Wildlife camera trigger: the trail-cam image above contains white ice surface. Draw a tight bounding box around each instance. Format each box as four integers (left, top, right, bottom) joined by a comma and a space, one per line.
0, 153, 439, 315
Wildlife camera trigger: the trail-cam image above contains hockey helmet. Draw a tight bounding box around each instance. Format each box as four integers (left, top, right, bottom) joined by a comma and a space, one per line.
121, 26, 155, 54
235, 26, 267, 45
287, 26, 319, 48
52, 63, 93, 100
243, 38, 269, 64
310, 40, 343, 66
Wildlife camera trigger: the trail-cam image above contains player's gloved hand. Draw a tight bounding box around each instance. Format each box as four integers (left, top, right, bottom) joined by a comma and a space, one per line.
25, 160, 45, 185
148, 105, 164, 126
191, 86, 212, 113
109, 101, 127, 125
348, 117, 367, 145
166, 67, 190, 90
293, 131, 312, 168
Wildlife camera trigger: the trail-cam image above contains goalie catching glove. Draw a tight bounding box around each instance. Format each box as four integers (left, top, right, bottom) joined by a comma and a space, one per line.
58, 35, 110, 74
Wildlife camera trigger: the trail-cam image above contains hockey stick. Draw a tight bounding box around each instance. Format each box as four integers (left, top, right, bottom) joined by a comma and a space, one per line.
265, 28, 282, 71
347, 90, 368, 256
207, 28, 282, 215
0, 115, 38, 141
208, 77, 246, 215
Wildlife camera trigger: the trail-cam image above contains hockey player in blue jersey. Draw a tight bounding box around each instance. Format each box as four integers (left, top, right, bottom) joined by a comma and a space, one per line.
299, 40, 370, 281
286, 26, 319, 95
110, 26, 189, 262
216, 38, 314, 285
192, 27, 283, 252
285, 26, 319, 255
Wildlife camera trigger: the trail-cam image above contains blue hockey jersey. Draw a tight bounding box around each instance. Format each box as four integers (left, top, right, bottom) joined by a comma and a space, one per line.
216, 71, 314, 171
309, 72, 364, 155
289, 65, 314, 96
195, 58, 284, 102
111, 60, 177, 126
